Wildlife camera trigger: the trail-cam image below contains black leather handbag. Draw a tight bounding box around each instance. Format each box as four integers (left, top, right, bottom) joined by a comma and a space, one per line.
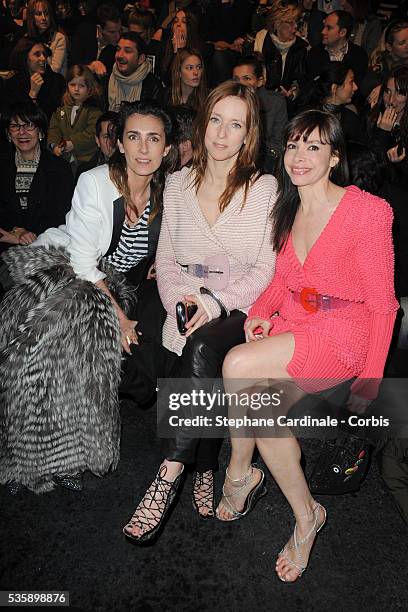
309, 435, 372, 495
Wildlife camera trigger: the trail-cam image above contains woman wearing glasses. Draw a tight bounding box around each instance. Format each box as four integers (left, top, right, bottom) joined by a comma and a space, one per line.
0, 102, 74, 254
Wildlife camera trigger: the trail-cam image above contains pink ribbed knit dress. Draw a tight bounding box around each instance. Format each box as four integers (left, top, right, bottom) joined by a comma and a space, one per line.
247, 185, 399, 398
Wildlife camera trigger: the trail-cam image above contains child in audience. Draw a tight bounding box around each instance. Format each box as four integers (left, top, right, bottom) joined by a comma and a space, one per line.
48, 65, 103, 171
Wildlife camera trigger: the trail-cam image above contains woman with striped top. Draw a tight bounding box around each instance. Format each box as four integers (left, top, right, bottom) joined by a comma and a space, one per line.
0, 101, 178, 494
122, 80, 278, 543
35, 101, 178, 352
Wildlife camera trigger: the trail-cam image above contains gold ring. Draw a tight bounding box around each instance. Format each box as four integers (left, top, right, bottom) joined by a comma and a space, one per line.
126, 335, 131, 345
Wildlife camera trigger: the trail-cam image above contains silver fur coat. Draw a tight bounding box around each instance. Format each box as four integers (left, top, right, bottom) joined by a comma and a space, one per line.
0, 246, 136, 493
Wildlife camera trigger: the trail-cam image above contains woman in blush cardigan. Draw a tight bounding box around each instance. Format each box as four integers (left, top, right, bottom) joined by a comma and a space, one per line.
26, 0, 68, 76
216, 110, 398, 583
122, 80, 277, 543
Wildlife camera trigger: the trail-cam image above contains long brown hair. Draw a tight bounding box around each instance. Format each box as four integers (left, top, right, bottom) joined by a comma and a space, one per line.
368, 66, 408, 149
26, 0, 57, 42
109, 101, 178, 222
161, 9, 201, 78
190, 80, 260, 213
171, 48, 207, 111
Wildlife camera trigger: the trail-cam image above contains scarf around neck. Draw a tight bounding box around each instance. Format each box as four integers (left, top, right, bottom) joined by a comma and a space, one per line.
270, 33, 296, 54
109, 60, 151, 111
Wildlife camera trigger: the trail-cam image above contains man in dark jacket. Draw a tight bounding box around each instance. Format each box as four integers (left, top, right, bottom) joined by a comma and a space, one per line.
307, 10, 368, 86
70, 3, 122, 78
108, 32, 164, 111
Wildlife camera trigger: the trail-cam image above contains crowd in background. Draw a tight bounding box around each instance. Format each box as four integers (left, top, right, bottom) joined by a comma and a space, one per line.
0, 0, 408, 560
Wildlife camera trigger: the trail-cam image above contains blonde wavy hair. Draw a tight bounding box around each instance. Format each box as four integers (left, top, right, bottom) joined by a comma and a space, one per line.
266, 1, 301, 35
369, 21, 408, 72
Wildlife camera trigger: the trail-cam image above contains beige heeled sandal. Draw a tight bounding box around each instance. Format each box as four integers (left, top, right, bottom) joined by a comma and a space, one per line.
276, 502, 327, 582
216, 464, 267, 522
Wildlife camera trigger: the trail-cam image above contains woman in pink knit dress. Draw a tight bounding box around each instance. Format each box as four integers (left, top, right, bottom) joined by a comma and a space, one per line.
216, 110, 399, 582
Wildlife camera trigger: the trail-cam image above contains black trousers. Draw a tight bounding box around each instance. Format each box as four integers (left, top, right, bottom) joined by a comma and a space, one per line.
121, 310, 246, 472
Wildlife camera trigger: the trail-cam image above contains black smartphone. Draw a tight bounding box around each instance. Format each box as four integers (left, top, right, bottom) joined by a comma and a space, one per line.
176, 301, 198, 335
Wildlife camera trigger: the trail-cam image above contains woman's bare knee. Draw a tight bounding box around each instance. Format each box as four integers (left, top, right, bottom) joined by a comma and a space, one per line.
222, 345, 248, 378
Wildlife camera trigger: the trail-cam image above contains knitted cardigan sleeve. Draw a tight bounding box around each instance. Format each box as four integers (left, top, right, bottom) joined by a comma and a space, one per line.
350, 196, 399, 399
156, 206, 200, 316
246, 271, 286, 321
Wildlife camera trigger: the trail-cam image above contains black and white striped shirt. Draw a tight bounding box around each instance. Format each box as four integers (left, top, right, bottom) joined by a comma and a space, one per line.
105, 202, 150, 272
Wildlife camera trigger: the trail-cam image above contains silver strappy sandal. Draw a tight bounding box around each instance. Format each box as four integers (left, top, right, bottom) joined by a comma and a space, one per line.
277, 502, 327, 582
216, 464, 267, 521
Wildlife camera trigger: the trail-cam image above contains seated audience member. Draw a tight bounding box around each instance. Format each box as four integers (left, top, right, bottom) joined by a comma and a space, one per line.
307, 10, 368, 86
26, 0, 68, 76
0, 102, 73, 254
362, 21, 408, 102
368, 66, 408, 189
109, 32, 164, 111
70, 3, 122, 79
171, 103, 196, 169
2, 37, 66, 119
233, 53, 288, 171
216, 110, 397, 583
253, 1, 308, 105
0, 0, 26, 69
347, 140, 408, 324
48, 65, 103, 172
0, 101, 178, 495
76, 110, 118, 177
166, 47, 207, 111
152, 9, 209, 87
201, 0, 252, 86
55, 0, 77, 39
341, 0, 382, 58
128, 7, 155, 45
298, 61, 365, 143
122, 80, 277, 542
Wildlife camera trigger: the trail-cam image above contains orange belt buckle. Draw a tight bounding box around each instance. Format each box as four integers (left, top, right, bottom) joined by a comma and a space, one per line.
300, 287, 319, 312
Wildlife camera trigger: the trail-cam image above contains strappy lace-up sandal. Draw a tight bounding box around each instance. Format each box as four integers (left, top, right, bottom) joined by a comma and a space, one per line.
276, 502, 327, 582
123, 464, 184, 543
192, 470, 215, 519
216, 464, 267, 521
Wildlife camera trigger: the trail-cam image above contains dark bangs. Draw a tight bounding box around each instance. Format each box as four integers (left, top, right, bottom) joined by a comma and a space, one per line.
272, 109, 349, 252
283, 109, 349, 186
2, 101, 48, 135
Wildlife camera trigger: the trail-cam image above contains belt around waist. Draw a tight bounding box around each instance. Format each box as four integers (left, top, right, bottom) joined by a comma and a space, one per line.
291, 288, 353, 312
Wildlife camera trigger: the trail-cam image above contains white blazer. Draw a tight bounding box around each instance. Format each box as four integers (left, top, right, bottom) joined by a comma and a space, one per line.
34, 165, 121, 283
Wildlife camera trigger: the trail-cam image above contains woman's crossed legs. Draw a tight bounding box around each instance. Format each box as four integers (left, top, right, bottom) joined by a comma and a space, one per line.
217, 332, 326, 582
